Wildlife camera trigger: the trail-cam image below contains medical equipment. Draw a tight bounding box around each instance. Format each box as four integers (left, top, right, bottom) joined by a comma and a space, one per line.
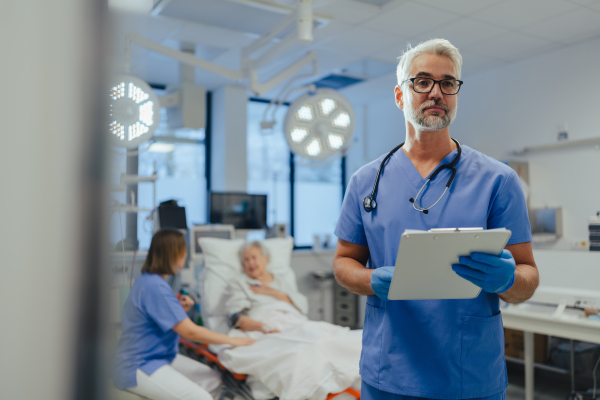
157, 200, 187, 230
109, 75, 161, 147
209, 192, 267, 230
363, 138, 461, 213
189, 224, 235, 261
122, 1, 319, 97
283, 88, 356, 160
530, 207, 563, 242
387, 228, 511, 300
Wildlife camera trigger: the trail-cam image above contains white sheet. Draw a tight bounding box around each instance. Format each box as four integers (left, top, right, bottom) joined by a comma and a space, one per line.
217, 303, 362, 400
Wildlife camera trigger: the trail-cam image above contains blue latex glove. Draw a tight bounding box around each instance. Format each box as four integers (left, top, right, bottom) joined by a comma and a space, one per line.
452, 249, 516, 294
371, 266, 394, 301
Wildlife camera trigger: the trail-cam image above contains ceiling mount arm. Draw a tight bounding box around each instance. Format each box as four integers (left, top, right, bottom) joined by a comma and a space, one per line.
250, 50, 318, 96
125, 32, 245, 81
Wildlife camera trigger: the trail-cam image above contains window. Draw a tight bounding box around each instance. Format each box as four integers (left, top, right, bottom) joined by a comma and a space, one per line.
247, 98, 344, 248
293, 158, 343, 248
247, 100, 291, 231
137, 107, 207, 249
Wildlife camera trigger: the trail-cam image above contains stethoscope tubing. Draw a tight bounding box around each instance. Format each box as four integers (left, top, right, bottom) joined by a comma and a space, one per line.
364, 138, 461, 214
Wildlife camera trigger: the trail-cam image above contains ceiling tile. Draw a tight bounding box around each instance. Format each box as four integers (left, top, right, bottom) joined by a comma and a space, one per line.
320, 27, 401, 56
459, 50, 505, 77
472, 0, 578, 30
312, 20, 354, 43
408, 17, 509, 51
160, 0, 285, 35
313, 0, 381, 24
370, 44, 405, 63
522, 7, 600, 44
361, 2, 461, 37
467, 31, 556, 61
170, 23, 254, 49
414, 0, 505, 16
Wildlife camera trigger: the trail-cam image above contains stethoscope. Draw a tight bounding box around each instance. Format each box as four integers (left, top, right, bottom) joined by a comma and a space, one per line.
363, 138, 461, 215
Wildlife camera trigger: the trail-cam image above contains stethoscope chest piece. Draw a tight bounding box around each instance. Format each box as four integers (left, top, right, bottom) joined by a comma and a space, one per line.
363, 196, 377, 212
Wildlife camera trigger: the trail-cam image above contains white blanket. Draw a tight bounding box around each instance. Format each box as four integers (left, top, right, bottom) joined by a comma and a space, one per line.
217, 303, 362, 400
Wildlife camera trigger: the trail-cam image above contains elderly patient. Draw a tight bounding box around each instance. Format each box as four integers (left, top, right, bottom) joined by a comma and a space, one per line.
225, 241, 309, 333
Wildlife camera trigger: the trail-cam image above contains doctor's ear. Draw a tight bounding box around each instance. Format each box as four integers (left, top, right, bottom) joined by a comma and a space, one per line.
394, 85, 404, 110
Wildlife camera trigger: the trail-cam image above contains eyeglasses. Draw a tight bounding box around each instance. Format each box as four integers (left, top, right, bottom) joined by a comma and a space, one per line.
402, 77, 463, 95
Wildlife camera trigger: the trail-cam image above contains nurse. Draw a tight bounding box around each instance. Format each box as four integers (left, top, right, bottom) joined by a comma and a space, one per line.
333, 39, 539, 400
113, 229, 255, 400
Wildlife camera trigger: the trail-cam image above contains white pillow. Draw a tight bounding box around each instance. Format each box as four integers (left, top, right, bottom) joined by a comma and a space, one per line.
198, 237, 294, 333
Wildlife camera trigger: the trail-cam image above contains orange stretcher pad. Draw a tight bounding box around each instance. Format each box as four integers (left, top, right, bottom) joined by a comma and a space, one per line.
179, 338, 360, 400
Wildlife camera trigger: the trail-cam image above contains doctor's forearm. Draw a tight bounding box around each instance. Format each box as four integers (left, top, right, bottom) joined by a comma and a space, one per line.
333, 257, 375, 296
497, 264, 539, 303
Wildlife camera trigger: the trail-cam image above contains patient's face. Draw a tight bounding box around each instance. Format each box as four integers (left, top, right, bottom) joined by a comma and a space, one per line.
242, 246, 269, 280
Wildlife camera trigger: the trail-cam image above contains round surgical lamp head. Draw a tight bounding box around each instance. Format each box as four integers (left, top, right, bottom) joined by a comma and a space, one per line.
283, 88, 355, 160
108, 75, 160, 148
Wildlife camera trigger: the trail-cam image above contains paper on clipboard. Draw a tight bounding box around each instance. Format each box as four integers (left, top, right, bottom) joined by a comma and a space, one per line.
387, 228, 512, 300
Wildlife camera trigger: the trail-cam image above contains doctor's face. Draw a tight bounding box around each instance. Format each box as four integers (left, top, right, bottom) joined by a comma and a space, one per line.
242, 246, 269, 280
397, 54, 459, 131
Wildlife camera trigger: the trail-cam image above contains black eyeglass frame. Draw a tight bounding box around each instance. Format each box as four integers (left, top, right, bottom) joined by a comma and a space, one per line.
401, 77, 464, 95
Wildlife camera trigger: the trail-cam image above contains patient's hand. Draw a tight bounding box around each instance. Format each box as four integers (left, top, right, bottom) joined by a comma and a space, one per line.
179, 295, 195, 313
236, 316, 280, 334
250, 285, 292, 304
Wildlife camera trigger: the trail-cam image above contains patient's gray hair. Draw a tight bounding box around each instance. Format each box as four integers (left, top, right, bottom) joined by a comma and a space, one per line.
396, 39, 462, 85
238, 241, 270, 264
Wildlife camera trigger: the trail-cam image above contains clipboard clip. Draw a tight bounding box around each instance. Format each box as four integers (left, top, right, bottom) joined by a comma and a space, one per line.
429, 227, 484, 232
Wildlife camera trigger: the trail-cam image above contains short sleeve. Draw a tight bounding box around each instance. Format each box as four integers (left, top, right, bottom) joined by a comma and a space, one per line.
334, 174, 368, 246
488, 171, 532, 245
142, 280, 189, 332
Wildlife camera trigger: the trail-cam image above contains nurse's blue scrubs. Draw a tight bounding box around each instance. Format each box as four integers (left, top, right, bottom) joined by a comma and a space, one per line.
335, 145, 531, 400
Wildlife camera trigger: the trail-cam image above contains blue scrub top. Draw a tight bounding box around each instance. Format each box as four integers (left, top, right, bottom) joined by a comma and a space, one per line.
335, 145, 532, 399
113, 273, 189, 389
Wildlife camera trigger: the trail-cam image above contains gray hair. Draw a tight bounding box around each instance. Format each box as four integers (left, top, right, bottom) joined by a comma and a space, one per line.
238, 241, 270, 264
396, 39, 463, 86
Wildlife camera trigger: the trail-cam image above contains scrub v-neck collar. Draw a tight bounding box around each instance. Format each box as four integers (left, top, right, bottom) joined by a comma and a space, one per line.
393, 146, 460, 189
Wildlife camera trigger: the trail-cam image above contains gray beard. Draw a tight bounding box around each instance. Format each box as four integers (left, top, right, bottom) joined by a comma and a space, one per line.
406, 100, 457, 132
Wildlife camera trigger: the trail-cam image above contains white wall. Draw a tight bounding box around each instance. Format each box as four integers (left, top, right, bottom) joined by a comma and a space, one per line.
346, 37, 600, 247
452, 37, 600, 246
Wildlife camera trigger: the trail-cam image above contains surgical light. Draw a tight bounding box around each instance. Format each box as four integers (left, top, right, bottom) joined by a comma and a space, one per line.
291, 127, 309, 143
319, 98, 337, 116
284, 88, 355, 160
108, 75, 160, 148
296, 105, 314, 122
306, 139, 322, 157
332, 112, 351, 129
327, 133, 344, 150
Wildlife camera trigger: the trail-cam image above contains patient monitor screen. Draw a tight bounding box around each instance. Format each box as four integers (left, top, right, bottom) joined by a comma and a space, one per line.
210, 192, 267, 229
193, 229, 232, 254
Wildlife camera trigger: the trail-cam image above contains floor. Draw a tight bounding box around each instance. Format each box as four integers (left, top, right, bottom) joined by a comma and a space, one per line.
506, 361, 598, 400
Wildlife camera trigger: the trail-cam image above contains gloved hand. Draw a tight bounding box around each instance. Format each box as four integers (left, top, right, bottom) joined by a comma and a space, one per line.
452, 249, 516, 293
371, 266, 394, 301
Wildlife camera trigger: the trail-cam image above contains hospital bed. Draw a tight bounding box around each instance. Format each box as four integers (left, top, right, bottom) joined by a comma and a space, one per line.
195, 237, 362, 400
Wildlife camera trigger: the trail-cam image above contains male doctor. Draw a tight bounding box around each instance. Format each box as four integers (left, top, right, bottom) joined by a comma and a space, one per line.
333, 39, 539, 400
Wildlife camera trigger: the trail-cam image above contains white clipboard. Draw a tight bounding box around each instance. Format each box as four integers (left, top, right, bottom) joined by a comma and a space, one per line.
387, 228, 512, 300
